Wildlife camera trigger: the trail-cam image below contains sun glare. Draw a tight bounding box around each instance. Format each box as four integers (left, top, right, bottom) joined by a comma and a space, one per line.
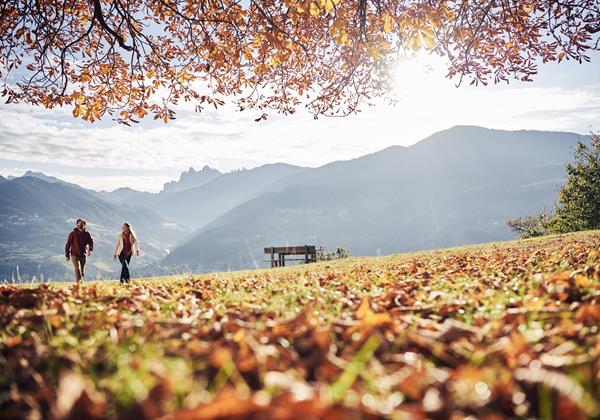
393, 52, 452, 104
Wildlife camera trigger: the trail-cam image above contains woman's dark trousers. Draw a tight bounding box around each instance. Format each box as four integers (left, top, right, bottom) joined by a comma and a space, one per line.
119, 253, 132, 283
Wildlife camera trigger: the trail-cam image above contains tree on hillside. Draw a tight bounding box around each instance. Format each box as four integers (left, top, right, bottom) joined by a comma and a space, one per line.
1, 1, 599, 124
552, 134, 600, 233
508, 133, 600, 238
506, 211, 551, 239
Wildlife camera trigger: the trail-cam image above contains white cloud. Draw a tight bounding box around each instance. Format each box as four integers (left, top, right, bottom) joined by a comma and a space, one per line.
0, 53, 598, 192
0, 168, 25, 179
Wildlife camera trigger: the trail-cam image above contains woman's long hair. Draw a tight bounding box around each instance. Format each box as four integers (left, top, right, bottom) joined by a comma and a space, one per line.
123, 222, 138, 244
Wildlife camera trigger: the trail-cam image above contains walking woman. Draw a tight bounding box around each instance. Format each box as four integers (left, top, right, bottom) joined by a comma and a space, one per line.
113, 222, 140, 284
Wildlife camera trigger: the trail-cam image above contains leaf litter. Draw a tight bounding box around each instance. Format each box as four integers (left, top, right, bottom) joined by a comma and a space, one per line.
1, 231, 599, 419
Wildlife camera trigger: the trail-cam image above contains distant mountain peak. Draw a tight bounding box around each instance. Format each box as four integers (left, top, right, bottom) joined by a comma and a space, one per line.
186, 165, 214, 173
111, 187, 137, 193
448, 124, 490, 130
440, 125, 579, 138
22, 171, 63, 183
161, 165, 222, 193
15, 171, 78, 186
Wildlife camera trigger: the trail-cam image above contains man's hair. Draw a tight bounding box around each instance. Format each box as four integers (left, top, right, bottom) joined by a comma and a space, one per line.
76, 218, 86, 224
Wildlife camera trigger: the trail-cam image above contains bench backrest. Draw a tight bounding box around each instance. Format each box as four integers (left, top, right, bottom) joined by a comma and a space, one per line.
264, 246, 316, 255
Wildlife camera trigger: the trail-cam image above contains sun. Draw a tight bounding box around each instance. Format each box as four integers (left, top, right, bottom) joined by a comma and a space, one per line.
392, 52, 449, 101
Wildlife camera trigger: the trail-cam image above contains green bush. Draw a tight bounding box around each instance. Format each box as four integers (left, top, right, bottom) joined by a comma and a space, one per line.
316, 246, 351, 261
508, 133, 600, 238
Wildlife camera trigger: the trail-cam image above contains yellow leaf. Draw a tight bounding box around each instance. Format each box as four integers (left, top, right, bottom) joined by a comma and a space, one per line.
557, 51, 566, 62
269, 55, 281, 66
574, 275, 592, 288
362, 312, 390, 328
355, 298, 390, 328
368, 45, 382, 60
72, 92, 85, 104
383, 13, 394, 33
72, 105, 85, 118
420, 28, 436, 49
336, 31, 350, 46
177, 71, 195, 83
233, 329, 246, 343
422, 33, 435, 49
324, 0, 334, 13
356, 297, 371, 319
309, 2, 320, 16
49, 314, 61, 328
525, 298, 544, 310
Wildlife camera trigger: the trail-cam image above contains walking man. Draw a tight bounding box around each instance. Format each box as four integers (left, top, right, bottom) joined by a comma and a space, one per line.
65, 218, 94, 282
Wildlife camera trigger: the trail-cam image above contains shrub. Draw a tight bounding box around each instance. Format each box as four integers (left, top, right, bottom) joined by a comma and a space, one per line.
507, 133, 600, 238
316, 246, 351, 261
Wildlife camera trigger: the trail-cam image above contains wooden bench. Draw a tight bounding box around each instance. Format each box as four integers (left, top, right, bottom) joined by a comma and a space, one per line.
264, 245, 317, 267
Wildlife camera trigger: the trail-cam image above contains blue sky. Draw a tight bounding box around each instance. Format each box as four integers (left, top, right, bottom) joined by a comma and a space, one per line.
1, 51, 599, 192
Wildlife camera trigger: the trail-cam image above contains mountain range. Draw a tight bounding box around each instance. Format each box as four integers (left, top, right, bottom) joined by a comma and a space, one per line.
162, 126, 585, 272
0, 175, 185, 281
0, 162, 309, 280
0, 126, 588, 281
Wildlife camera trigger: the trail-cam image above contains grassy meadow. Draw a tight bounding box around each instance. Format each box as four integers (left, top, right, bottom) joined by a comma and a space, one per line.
1, 231, 600, 419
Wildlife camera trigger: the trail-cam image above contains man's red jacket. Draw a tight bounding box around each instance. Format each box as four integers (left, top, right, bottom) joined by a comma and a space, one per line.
65, 228, 94, 258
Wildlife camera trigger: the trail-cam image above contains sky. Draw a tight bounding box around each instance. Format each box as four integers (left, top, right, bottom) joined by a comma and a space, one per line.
1, 51, 599, 192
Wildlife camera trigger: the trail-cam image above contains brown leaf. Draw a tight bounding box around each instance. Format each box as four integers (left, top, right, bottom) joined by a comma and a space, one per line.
174, 388, 259, 419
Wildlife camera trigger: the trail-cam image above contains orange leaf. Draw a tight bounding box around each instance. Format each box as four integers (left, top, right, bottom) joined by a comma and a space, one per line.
356, 297, 371, 319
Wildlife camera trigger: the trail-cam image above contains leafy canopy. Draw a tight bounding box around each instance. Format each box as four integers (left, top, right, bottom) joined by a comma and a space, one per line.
1, 0, 599, 123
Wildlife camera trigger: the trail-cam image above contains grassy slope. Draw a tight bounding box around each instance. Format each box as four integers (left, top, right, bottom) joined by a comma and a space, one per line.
1, 231, 599, 419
